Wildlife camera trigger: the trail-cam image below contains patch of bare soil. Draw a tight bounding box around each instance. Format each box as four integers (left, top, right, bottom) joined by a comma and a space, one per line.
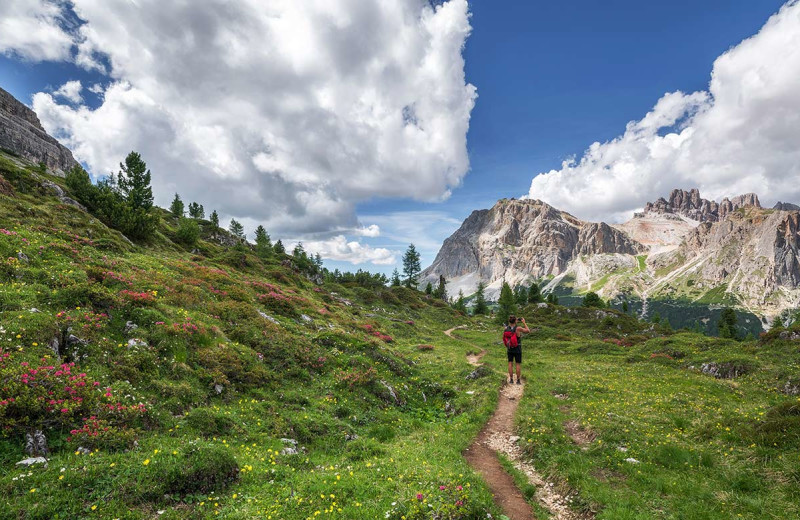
564, 420, 596, 448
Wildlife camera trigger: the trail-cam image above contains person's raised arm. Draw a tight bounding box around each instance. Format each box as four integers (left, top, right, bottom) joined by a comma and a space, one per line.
518, 317, 531, 333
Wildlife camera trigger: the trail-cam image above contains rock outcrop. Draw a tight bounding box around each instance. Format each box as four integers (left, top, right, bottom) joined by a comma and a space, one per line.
639, 188, 761, 222
774, 202, 800, 211
0, 87, 78, 175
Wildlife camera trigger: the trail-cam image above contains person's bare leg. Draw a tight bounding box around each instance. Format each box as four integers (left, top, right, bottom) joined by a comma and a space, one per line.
516, 364, 522, 383
508, 362, 514, 382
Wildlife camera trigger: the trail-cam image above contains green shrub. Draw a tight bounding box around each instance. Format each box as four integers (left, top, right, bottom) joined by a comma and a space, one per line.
176, 217, 200, 246
186, 408, 237, 437
161, 445, 239, 496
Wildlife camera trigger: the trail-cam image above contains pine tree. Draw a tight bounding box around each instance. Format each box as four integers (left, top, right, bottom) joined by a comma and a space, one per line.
514, 285, 528, 306
651, 312, 661, 324
188, 202, 204, 219
527, 282, 543, 304
170, 193, 184, 218
622, 300, 629, 313
402, 244, 421, 289
424, 282, 433, 295
718, 308, 739, 339
117, 151, 153, 211
453, 289, 467, 313
210, 210, 220, 229
273, 240, 285, 255
546, 292, 558, 305
496, 282, 516, 324
254, 225, 272, 257
228, 219, 245, 240
433, 275, 448, 301
473, 281, 489, 315
582, 292, 605, 308
390, 269, 401, 287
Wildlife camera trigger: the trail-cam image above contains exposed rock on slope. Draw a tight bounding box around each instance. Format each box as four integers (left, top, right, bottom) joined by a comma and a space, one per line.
639, 188, 761, 222
421, 198, 644, 298
775, 202, 800, 211
0, 87, 78, 175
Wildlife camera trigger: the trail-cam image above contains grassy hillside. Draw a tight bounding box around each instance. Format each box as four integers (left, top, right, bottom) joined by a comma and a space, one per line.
2, 152, 800, 519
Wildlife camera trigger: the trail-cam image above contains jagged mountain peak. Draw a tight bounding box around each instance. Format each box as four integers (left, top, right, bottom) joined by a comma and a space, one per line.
639, 188, 762, 222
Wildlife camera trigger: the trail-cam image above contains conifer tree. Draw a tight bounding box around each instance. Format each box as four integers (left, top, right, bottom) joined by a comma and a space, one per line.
473, 281, 489, 315
390, 269, 401, 287
228, 219, 245, 240
718, 308, 739, 339
273, 240, 286, 255
433, 275, 448, 301
453, 289, 467, 313
170, 193, 184, 218
496, 282, 516, 324
254, 225, 272, 257
188, 202, 204, 219
546, 292, 558, 305
425, 282, 433, 295
582, 292, 605, 308
402, 244, 421, 289
514, 285, 528, 306
527, 282, 543, 304
210, 210, 220, 229
622, 300, 629, 313
117, 151, 153, 211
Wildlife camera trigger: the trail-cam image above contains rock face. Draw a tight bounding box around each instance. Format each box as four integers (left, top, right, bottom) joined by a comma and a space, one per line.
424, 190, 800, 318
421, 198, 644, 298
775, 202, 800, 211
0, 87, 78, 175
639, 188, 761, 222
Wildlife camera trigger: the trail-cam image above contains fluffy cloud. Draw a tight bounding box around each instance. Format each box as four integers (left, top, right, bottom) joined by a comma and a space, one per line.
354, 225, 381, 238
0, 1, 74, 62
17, 0, 476, 237
53, 80, 83, 103
297, 236, 396, 265
527, 1, 800, 222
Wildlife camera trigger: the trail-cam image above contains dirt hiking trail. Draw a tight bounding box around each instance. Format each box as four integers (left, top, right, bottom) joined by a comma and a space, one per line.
445, 326, 591, 520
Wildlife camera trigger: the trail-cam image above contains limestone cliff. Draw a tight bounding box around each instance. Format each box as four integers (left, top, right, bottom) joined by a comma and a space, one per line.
0, 87, 78, 175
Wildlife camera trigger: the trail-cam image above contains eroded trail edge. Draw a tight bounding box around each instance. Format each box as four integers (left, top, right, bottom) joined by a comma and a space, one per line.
448, 327, 590, 520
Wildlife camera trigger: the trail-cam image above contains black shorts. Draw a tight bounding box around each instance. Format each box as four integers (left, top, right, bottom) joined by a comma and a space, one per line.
507, 348, 521, 363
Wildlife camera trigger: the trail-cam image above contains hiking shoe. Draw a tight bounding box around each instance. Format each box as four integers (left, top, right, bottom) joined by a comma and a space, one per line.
516, 379, 522, 385
508, 377, 514, 384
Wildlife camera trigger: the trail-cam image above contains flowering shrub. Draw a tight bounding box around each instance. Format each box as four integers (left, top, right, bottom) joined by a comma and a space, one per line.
56, 309, 109, 332
389, 482, 476, 520
160, 316, 206, 337
67, 416, 137, 451
336, 367, 377, 388
603, 337, 633, 347
0, 353, 146, 446
258, 291, 298, 317
362, 324, 393, 343
119, 289, 156, 305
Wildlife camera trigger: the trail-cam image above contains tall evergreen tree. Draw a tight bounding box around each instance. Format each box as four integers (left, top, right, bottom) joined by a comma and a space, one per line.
622, 300, 629, 313
117, 151, 153, 210
390, 269, 402, 287
273, 240, 286, 255
514, 285, 528, 306
210, 210, 220, 229
496, 282, 517, 324
188, 202, 204, 219
718, 308, 739, 339
402, 244, 421, 288
170, 193, 185, 218
453, 289, 467, 313
582, 292, 605, 308
473, 281, 489, 315
527, 282, 543, 304
433, 275, 448, 301
546, 292, 558, 305
424, 282, 433, 295
254, 225, 272, 257
228, 219, 245, 240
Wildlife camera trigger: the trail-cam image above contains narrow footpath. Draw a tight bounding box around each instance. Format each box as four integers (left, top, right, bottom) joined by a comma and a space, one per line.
445, 327, 590, 520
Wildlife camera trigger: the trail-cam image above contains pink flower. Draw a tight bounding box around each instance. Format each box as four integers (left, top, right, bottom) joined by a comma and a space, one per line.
416, 494, 424, 501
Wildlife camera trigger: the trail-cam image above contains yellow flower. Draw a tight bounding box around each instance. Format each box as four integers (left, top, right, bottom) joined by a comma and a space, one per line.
30, 489, 36, 493
91, 505, 97, 511
143, 459, 150, 466
59, 475, 64, 480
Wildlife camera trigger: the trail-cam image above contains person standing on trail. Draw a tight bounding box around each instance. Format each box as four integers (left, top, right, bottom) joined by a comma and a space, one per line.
503, 315, 529, 384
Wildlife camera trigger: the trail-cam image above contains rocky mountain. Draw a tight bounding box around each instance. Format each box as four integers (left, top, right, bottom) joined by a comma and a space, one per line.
774, 202, 800, 211
0, 87, 77, 175
424, 190, 800, 322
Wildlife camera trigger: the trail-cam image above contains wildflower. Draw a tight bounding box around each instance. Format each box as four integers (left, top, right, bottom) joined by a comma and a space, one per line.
143, 459, 150, 466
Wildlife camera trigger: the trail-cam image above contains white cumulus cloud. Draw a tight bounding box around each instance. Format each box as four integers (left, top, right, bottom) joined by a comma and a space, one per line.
53, 80, 83, 103
14, 0, 476, 236
296, 236, 396, 265
0, 0, 75, 62
354, 225, 381, 237
527, 1, 800, 222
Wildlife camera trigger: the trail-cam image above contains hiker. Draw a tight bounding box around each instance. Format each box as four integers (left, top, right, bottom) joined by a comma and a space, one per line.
503, 315, 529, 384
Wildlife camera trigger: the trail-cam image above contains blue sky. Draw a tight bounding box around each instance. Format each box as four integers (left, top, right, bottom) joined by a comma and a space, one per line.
0, 0, 796, 275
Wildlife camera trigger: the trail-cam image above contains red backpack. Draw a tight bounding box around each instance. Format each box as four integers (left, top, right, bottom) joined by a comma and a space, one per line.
502, 326, 518, 349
